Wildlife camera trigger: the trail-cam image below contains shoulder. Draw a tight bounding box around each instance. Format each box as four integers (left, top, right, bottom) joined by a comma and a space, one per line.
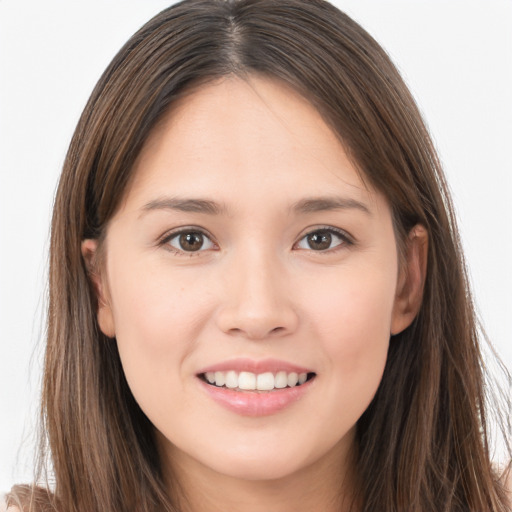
2, 485, 58, 512
0, 490, 20, 512
0, 493, 19, 512
2, 484, 55, 512
0, 497, 20, 512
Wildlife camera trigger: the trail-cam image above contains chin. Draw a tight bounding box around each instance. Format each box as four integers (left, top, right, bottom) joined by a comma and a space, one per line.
208, 453, 308, 482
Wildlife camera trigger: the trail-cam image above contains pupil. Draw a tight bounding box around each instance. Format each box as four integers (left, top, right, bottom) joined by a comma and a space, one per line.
180, 232, 203, 251
308, 231, 331, 250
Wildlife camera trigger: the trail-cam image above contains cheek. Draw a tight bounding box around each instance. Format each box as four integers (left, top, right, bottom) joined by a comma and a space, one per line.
325, 282, 394, 356
305, 266, 396, 413
106, 259, 215, 402
110, 259, 210, 344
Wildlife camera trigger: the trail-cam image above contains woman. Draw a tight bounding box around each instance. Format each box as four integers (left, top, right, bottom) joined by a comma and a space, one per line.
5, 0, 511, 510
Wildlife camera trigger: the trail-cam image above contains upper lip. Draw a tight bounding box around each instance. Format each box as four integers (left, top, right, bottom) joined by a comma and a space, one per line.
196, 358, 314, 375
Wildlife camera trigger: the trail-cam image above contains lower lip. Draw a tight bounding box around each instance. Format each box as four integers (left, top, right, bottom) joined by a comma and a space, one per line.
199, 377, 315, 417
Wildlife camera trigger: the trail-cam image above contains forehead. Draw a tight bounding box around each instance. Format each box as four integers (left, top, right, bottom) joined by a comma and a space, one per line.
121, 75, 383, 216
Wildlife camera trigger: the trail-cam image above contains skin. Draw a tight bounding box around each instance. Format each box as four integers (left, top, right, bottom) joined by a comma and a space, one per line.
83, 76, 427, 512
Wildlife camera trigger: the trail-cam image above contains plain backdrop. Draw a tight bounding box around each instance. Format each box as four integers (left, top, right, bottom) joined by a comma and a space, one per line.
1, 0, 511, 493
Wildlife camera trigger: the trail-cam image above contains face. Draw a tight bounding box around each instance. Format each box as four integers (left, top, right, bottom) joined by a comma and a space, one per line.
84, 76, 423, 487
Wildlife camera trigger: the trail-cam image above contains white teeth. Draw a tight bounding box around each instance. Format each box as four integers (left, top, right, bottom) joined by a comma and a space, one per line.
256, 372, 275, 391
225, 370, 238, 389
238, 371, 256, 390
287, 372, 298, 387
203, 370, 313, 390
275, 371, 288, 389
214, 371, 225, 387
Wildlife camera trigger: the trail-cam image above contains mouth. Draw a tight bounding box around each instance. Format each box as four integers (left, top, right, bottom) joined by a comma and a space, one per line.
199, 370, 317, 392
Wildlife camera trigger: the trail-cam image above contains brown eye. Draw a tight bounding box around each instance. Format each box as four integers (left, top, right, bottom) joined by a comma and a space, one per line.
296, 228, 350, 252
179, 232, 204, 251
306, 231, 332, 250
167, 230, 214, 253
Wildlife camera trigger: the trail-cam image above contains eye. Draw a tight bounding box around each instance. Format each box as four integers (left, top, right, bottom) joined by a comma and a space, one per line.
295, 228, 351, 252
164, 229, 215, 254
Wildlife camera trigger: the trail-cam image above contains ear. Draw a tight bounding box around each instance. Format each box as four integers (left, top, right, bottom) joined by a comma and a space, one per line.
81, 239, 116, 338
390, 224, 428, 336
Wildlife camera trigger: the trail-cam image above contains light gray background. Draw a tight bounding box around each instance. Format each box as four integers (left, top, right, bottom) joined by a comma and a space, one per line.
1, 0, 511, 493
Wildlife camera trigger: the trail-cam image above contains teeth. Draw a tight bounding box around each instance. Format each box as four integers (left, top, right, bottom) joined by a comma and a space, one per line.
214, 371, 225, 387
202, 370, 312, 391
238, 371, 256, 390
257, 372, 274, 391
275, 371, 288, 389
287, 372, 298, 387
225, 370, 238, 389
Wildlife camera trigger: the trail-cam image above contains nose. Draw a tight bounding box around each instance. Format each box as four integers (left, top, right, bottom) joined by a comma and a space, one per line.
215, 250, 299, 340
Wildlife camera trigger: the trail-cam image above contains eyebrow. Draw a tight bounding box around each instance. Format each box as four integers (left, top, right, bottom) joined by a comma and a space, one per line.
140, 197, 227, 216
140, 195, 371, 217
290, 196, 371, 215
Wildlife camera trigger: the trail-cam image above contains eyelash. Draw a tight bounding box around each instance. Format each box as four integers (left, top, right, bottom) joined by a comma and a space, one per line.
159, 226, 354, 257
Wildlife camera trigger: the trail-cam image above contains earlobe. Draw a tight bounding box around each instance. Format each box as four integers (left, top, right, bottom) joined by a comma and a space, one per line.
81, 239, 116, 338
390, 225, 428, 336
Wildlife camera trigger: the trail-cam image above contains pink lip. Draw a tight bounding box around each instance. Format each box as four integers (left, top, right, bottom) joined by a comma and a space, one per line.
196, 357, 313, 375
199, 378, 315, 417
196, 358, 316, 417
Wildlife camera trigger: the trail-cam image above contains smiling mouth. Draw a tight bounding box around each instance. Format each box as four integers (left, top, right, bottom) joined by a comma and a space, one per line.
199, 370, 317, 392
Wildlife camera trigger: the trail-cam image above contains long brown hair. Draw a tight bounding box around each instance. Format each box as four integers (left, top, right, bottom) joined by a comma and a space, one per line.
8, 0, 511, 510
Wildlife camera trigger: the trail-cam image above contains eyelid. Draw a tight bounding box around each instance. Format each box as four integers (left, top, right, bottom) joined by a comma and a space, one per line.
158, 224, 354, 256
293, 226, 354, 252
159, 226, 217, 256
